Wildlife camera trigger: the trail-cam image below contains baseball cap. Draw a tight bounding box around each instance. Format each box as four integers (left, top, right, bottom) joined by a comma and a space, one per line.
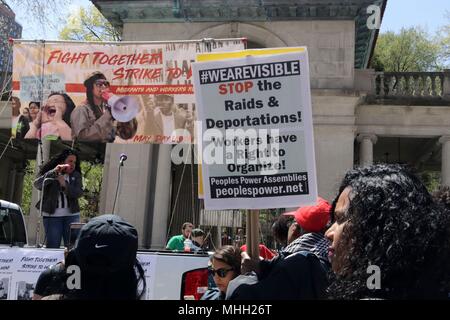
74, 214, 138, 274
283, 197, 331, 233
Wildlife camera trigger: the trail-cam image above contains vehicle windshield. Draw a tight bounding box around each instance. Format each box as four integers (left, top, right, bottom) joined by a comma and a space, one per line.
0, 207, 26, 246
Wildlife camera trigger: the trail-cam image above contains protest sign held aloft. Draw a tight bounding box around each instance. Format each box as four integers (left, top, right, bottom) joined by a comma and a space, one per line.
193, 48, 318, 210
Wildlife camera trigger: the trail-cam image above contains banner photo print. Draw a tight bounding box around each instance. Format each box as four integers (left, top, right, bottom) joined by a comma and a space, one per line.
193, 48, 318, 210
11, 39, 245, 144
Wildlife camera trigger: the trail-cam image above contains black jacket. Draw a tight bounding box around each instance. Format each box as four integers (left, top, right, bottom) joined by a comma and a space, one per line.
34, 169, 83, 214
228, 251, 329, 300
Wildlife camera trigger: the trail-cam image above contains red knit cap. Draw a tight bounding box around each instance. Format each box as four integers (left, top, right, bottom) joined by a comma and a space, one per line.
283, 197, 331, 233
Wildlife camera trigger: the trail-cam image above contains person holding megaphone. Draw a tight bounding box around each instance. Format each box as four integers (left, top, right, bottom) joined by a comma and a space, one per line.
71, 71, 140, 142
70, 72, 116, 142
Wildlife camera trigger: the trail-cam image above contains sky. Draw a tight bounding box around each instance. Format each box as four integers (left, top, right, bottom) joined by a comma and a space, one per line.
380, 0, 449, 34
6, 0, 450, 39
7, 0, 92, 39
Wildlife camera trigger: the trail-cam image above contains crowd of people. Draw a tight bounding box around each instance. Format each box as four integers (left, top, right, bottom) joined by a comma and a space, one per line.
177, 164, 450, 300
30, 163, 450, 300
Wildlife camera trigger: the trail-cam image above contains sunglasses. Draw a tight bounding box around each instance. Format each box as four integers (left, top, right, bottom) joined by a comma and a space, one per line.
94, 80, 110, 87
208, 267, 233, 278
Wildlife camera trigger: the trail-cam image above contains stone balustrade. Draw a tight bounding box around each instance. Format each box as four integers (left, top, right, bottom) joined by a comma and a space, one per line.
373, 72, 446, 98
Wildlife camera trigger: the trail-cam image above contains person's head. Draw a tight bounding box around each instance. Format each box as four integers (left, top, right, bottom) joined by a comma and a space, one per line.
29, 101, 40, 120
191, 228, 205, 246
11, 96, 20, 115
271, 215, 292, 246
181, 222, 193, 238
72, 214, 146, 300
84, 72, 109, 106
154, 94, 174, 116
117, 118, 138, 140
210, 245, 241, 293
22, 107, 31, 120
42, 92, 76, 127
325, 164, 450, 299
283, 197, 331, 244
38, 149, 80, 176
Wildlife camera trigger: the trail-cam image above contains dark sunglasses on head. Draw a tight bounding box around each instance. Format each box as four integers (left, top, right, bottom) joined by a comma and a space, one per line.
208, 267, 233, 278
95, 79, 110, 87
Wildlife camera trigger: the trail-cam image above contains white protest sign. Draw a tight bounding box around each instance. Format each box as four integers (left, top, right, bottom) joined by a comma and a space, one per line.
193, 48, 317, 209
136, 253, 158, 300
0, 248, 64, 300
0, 248, 16, 300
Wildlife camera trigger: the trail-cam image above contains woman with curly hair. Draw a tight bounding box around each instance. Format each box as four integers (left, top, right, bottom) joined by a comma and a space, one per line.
325, 164, 450, 299
34, 149, 83, 248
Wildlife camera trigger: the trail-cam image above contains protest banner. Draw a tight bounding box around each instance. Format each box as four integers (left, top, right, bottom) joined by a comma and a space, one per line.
0, 247, 161, 300
0, 248, 64, 300
193, 48, 318, 209
11, 39, 245, 143
137, 254, 158, 300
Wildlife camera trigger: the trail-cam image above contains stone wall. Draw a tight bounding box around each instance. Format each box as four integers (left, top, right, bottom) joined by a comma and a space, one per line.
123, 20, 355, 89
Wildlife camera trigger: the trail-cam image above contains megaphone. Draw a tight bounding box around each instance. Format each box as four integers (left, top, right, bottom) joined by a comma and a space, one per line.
102, 91, 140, 122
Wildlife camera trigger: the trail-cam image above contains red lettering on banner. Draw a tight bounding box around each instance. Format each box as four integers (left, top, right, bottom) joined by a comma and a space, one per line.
47, 50, 163, 66
112, 67, 162, 81
47, 50, 89, 64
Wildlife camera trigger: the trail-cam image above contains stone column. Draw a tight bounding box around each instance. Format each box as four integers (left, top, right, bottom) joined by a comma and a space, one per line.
150, 144, 172, 249
439, 136, 450, 187
100, 143, 155, 248
357, 134, 377, 167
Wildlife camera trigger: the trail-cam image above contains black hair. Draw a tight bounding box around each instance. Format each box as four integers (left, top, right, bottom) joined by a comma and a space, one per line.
84, 72, 106, 119
327, 164, 450, 299
271, 215, 292, 246
22, 107, 31, 121
29, 101, 40, 109
62, 259, 146, 300
212, 245, 242, 275
48, 92, 76, 127
38, 149, 81, 176
191, 228, 205, 238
